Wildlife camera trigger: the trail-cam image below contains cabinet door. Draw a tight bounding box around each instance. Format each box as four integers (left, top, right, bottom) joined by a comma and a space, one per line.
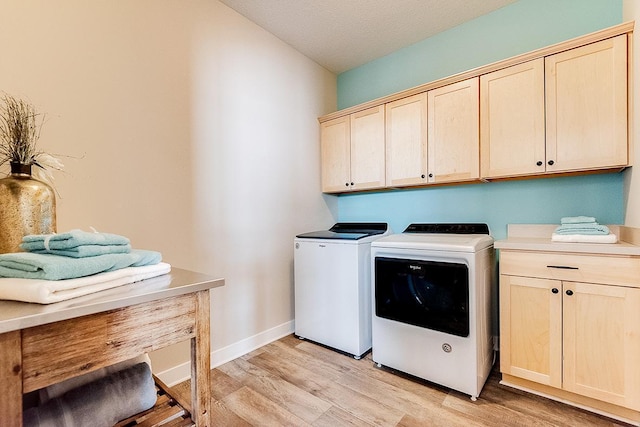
480, 59, 545, 178
385, 93, 428, 187
563, 281, 640, 410
350, 106, 386, 191
499, 274, 562, 388
545, 35, 628, 172
428, 77, 480, 183
320, 116, 351, 192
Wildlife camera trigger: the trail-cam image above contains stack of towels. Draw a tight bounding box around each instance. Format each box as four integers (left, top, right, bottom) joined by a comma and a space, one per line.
0, 229, 171, 304
552, 216, 617, 243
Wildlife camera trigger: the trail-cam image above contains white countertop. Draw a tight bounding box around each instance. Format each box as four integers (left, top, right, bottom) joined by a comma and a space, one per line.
494, 224, 640, 256
0, 268, 224, 334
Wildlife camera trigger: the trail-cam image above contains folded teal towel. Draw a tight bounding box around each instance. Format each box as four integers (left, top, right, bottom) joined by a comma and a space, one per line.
130, 249, 162, 267
0, 249, 162, 280
28, 244, 132, 258
554, 224, 610, 235
560, 216, 597, 225
21, 229, 130, 254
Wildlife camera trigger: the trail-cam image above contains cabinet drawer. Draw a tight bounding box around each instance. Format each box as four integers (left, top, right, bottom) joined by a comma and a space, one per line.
500, 251, 640, 288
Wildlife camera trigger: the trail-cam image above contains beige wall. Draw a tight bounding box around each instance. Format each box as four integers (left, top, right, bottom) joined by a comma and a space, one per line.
624, 2, 640, 226
1, 0, 337, 381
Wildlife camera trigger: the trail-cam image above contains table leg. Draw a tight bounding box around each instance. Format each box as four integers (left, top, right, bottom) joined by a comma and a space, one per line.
191, 290, 211, 426
0, 330, 23, 427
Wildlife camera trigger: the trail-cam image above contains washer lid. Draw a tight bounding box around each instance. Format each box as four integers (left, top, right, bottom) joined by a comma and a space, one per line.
404, 223, 489, 235
372, 233, 493, 252
296, 222, 388, 240
372, 223, 493, 252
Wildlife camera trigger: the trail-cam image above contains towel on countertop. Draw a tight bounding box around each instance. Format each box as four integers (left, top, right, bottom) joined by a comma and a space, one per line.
21, 229, 130, 253
26, 243, 132, 258
560, 216, 597, 225
554, 216, 610, 236
553, 223, 610, 235
23, 362, 157, 427
0, 262, 171, 304
0, 249, 162, 280
552, 233, 618, 243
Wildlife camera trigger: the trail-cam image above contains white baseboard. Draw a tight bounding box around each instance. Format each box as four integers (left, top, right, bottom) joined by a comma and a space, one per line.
155, 320, 295, 387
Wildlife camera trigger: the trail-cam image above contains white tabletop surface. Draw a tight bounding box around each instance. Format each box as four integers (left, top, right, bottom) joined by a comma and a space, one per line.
0, 268, 224, 334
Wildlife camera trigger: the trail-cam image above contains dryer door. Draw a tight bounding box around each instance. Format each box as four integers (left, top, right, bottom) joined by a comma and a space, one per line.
374, 256, 470, 337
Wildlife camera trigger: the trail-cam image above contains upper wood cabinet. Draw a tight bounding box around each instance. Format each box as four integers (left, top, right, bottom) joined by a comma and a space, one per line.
320, 115, 350, 192
321, 106, 385, 193
385, 93, 428, 187
427, 77, 480, 183
319, 23, 633, 194
480, 59, 546, 178
545, 34, 628, 172
386, 79, 480, 187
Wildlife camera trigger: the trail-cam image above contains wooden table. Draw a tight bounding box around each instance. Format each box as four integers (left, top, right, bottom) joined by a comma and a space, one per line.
0, 268, 224, 427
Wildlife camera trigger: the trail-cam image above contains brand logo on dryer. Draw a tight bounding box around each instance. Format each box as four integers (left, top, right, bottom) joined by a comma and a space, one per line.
409, 265, 423, 271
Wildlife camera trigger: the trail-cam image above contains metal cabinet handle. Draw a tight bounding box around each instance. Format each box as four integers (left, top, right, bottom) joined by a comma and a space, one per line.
566, 289, 574, 296
547, 265, 578, 270
536, 161, 543, 166
551, 288, 559, 294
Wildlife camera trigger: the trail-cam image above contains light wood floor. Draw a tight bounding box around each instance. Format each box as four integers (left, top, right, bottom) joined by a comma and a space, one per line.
172, 334, 633, 427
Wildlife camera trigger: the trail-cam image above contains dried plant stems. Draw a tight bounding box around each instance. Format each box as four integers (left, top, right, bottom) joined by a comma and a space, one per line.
0, 94, 44, 167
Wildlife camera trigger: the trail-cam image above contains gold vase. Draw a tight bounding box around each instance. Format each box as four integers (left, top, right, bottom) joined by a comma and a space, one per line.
0, 162, 57, 254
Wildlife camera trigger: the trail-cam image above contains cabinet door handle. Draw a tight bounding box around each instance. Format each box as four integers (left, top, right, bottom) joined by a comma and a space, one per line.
421, 174, 426, 179
548, 160, 555, 166
350, 182, 354, 186
428, 173, 433, 178
566, 289, 574, 296
547, 265, 578, 270
551, 288, 559, 294
536, 161, 543, 166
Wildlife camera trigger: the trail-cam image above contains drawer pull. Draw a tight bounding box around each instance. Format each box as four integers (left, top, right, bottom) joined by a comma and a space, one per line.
547, 265, 579, 270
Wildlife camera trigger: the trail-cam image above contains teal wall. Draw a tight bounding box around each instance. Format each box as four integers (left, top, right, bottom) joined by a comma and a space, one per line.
338, 0, 623, 109
339, 174, 623, 240
336, 0, 626, 239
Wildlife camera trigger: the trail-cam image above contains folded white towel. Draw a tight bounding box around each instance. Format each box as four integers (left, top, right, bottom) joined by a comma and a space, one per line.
551, 233, 618, 244
0, 262, 171, 304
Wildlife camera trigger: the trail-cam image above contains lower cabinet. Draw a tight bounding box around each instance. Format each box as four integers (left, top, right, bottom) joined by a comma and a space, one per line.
499, 250, 640, 421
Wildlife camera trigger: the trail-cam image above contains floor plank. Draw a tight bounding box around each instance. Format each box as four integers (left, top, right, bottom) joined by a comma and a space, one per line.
172, 334, 635, 427
222, 386, 312, 426
218, 357, 331, 424
249, 350, 406, 426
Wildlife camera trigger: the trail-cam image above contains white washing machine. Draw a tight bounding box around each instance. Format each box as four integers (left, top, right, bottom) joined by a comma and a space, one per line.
371, 223, 495, 400
294, 223, 390, 358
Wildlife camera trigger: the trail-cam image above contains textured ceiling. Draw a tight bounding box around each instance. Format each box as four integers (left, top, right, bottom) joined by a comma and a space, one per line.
218, 0, 517, 73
